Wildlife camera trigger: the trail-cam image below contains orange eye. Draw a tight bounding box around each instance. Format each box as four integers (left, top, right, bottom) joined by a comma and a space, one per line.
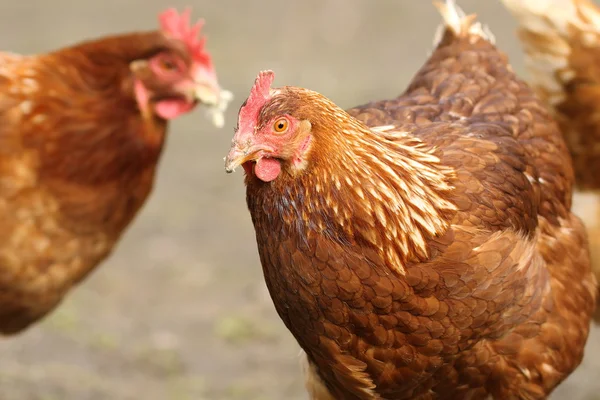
273, 118, 289, 133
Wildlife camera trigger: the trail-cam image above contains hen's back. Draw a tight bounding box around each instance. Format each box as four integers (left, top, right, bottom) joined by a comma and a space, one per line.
348, 1, 572, 226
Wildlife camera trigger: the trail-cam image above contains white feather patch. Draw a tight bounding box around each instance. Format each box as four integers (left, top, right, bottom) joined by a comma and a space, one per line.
432, 0, 495, 47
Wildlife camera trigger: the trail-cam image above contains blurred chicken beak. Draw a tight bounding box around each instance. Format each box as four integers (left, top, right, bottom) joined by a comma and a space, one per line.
192, 82, 233, 129
194, 83, 219, 105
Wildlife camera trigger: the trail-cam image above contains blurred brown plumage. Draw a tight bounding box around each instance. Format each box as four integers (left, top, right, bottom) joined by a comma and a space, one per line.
0, 9, 231, 334
225, 1, 597, 398
501, 0, 600, 319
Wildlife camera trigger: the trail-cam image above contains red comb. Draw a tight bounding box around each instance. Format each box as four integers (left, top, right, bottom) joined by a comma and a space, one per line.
159, 8, 212, 67
238, 70, 275, 133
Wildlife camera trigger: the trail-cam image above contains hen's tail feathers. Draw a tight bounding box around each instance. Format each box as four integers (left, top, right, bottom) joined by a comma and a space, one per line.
301, 352, 336, 400
432, 0, 495, 47
501, 0, 600, 106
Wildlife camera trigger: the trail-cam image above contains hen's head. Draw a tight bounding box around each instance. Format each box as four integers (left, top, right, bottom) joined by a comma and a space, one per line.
130, 8, 232, 125
225, 70, 335, 182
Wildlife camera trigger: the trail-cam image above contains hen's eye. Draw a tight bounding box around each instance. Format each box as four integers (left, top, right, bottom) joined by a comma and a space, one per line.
273, 118, 289, 133
160, 59, 177, 71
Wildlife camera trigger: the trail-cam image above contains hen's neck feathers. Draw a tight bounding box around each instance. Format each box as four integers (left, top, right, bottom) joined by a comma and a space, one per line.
38, 31, 167, 109
48, 31, 167, 64
10, 32, 170, 185
248, 90, 457, 274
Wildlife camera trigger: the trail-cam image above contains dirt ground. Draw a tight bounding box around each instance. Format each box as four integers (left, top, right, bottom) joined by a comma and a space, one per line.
0, 1, 598, 399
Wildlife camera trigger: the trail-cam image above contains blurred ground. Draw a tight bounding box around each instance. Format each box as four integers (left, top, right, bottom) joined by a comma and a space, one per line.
0, 1, 598, 399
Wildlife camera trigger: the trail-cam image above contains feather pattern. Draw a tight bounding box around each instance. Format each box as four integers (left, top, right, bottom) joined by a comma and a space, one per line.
0, 9, 227, 334
228, 1, 597, 398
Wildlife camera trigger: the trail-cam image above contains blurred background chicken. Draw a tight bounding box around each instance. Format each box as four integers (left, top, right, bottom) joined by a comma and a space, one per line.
500, 0, 600, 319
225, 0, 596, 398
2, 1, 600, 400
0, 8, 230, 334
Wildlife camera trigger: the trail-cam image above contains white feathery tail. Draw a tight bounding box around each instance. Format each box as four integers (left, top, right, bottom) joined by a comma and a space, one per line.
432, 0, 495, 47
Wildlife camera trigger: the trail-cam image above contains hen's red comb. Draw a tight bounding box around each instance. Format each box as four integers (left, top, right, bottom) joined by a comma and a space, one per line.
238, 70, 275, 133
159, 8, 212, 67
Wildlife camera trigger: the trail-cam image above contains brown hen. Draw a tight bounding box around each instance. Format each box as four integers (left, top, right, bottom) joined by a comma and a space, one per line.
501, 0, 600, 318
0, 9, 231, 334
224, 1, 597, 398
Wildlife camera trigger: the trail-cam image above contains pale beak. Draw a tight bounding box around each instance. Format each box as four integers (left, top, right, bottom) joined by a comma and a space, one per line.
224, 138, 271, 174
224, 147, 253, 173
194, 84, 219, 105
193, 82, 233, 129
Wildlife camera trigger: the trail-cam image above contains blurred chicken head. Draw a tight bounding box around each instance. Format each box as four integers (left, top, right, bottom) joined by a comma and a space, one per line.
130, 8, 232, 126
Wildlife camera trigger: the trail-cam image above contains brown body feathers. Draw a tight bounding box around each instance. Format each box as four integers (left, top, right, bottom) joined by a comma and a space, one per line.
0, 10, 228, 334
227, 1, 597, 398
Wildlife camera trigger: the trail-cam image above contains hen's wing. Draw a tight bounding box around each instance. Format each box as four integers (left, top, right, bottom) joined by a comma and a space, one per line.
501, 0, 600, 318
297, 125, 585, 399
300, 1, 596, 398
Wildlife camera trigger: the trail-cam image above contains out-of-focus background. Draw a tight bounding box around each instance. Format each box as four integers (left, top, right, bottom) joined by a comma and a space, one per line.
0, 1, 598, 399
